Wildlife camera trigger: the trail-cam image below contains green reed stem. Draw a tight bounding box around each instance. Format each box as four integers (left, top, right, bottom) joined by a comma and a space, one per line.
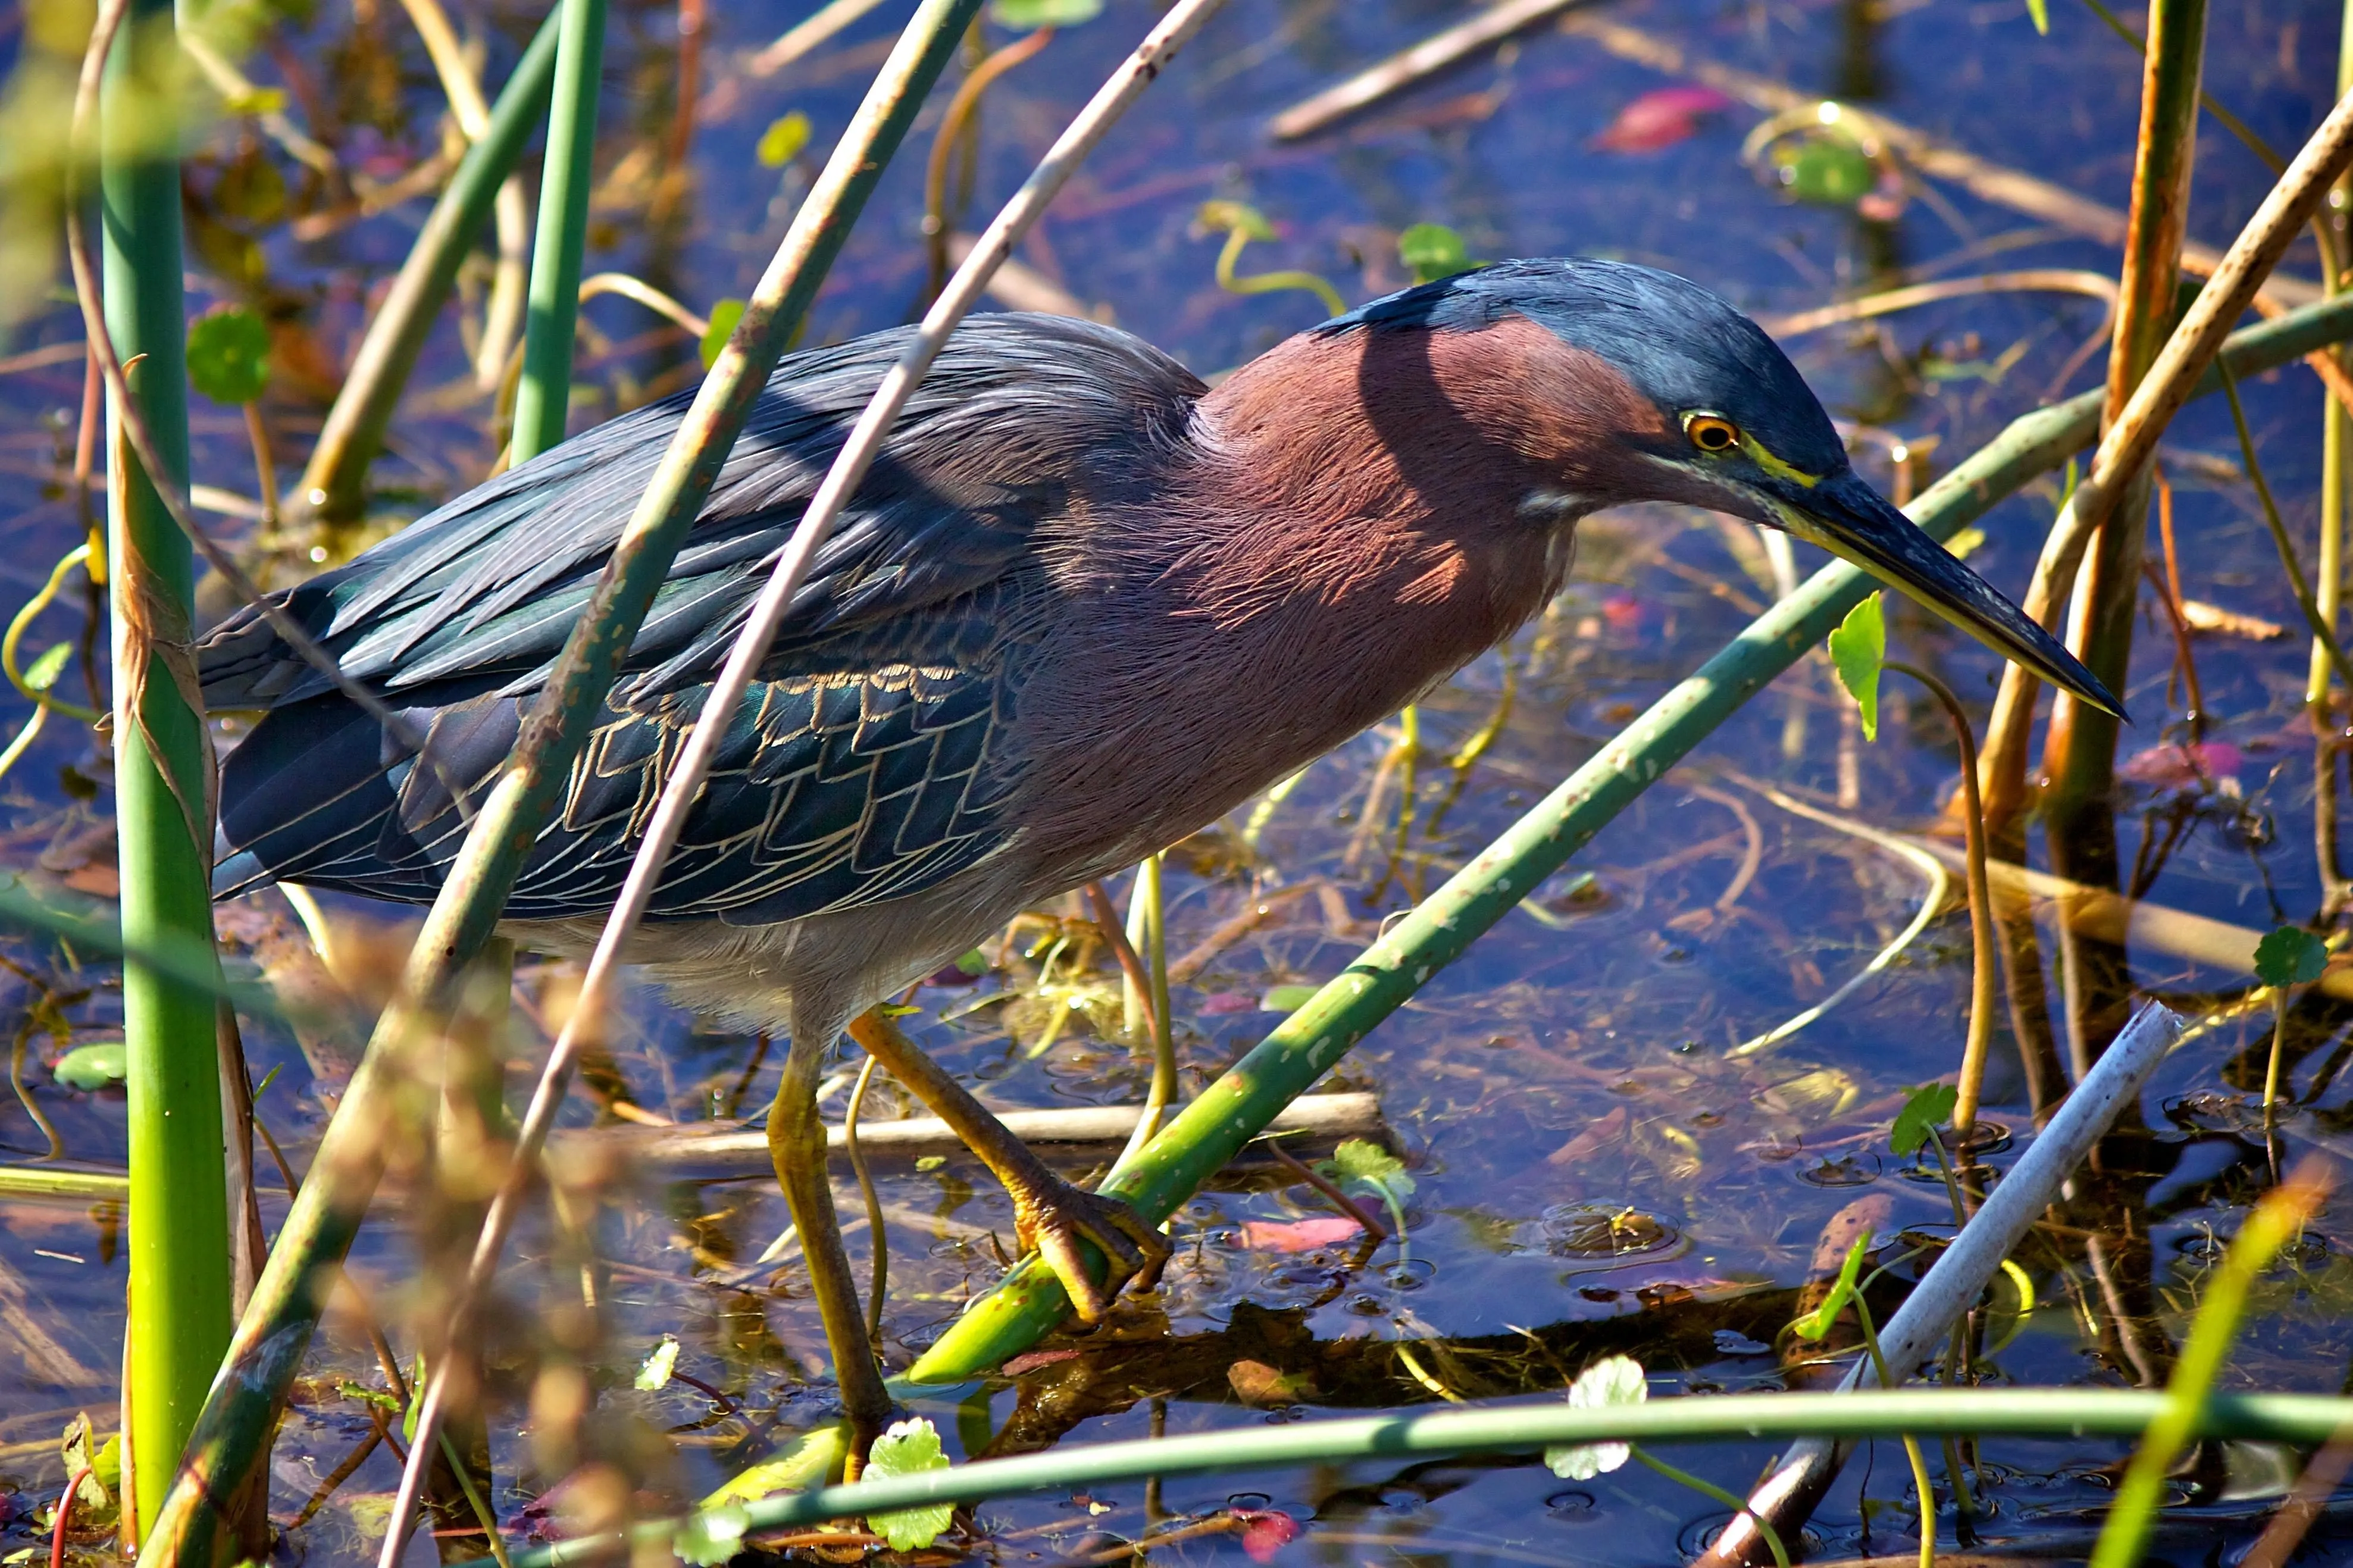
1851, 1292, 1938, 1568
900, 284, 2353, 1388
1883, 663, 1995, 1140
87, 0, 233, 1533
506, 0, 608, 464
2038, 0, 2205, 844
135, 8, 980, 1561
465, 1389, 2353, 1568
2221, 361, 2353, 694
1633, 1448, 1791, 1568
2311, 7, 2353, 706
286, 13, 561, 528
2089, 1170, 2329, 1568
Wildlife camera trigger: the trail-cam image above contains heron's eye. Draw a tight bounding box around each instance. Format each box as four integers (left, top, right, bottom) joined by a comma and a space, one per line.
1685, 415, 1741, 453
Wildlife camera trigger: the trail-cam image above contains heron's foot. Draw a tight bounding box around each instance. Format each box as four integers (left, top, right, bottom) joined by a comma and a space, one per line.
1009, 1175, 1169, 1322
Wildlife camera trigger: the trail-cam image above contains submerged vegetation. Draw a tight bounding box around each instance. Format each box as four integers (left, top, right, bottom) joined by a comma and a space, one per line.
2, 1, 2353, 1566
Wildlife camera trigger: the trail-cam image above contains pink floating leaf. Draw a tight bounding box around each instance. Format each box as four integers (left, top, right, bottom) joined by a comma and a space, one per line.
1199, 991, 1257, 1015
2120, 741, 2243, 788
1592, 85, 1734, 152
1238, 1216, 1365, 1252
1238, 1510, 1301, 1563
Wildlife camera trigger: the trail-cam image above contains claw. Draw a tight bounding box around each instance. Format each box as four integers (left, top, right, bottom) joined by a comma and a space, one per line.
1011, 1176, 1172, 1322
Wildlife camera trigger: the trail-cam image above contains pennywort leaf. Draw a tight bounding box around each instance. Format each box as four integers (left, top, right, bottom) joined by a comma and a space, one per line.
1544, 1354, 1647, 1479
1828, 592, 1886, 741
863, 1417, 953, 1551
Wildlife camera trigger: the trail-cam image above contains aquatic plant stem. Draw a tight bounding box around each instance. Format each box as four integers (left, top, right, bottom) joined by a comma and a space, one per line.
285, 14, 562, 528
84, 0, 233, 1533
1850, 1292, 1938, 1568
1632, 1449, 1789, 1568
1701, 1001, 2180, 1568
140, 7, 977, 1559
456, 1387, 2353, 1568
2311, 7, 2353, 707
922, 26, 1055, 305
1883, 663, 1997, 1138
2038, 0, 2204, 865
1978, 78, 2353, 835
2088, 1165, 2329, 1568
843, 1053, 888, 1344
508, 0, 608, 464
2220, 361, 2353, 693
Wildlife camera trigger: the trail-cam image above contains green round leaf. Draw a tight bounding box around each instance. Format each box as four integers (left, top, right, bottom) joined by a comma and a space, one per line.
700, 299, 747, 370
1890, 1082, 1958, 1157
1398, 223, 1477, 284
2255, 926, 2329, 988
23, 643, 71, 693
756, 112, 811, 169
863, 1418, 953, 1551
1545, 1354, 1648, 1478
53, 1041, 127, 1091
1786, 139, 1876, 206
989, 0, 1100, 27
186, 308, 271, 405
1827, 593, 1886, 742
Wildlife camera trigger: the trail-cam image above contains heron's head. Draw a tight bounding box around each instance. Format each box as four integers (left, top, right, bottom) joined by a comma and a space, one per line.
1323, 258, 2121, 718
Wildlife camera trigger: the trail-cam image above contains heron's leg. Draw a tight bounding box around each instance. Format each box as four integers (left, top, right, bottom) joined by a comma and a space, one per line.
846, 1010, 1169, 1322
766, 1028, 892, 1436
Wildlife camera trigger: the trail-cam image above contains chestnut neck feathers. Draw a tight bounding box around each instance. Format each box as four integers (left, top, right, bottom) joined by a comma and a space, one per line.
1013, 315, 1635, 873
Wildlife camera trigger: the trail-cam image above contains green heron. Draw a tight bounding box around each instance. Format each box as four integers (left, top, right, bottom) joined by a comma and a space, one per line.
200, 258, 2114, 1424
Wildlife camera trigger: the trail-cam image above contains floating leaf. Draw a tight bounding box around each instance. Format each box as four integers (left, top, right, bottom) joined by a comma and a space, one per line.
700, 299, 746, 370
53, 1041, 126, 1091
1544, 1354, 1647, 1479
990, 0, 1100, 25
1790, 1232, 1873, 1341
1397, 223, 1478, 284
863, 1417, 953, 1551
756, 111, 811, 168
636, 1334, 680, 1391
1238, 1216, 1364, 1253
1890, 1082, 1957, 1157
2255, 926, 2329, 990
674, 1503, 748, 1567
1321, 1138, 1413, 1203
1238, 1509, 1300, 1562
23, 643, 70, 693
186, 308, 271, 405
1827, 593, 1885, 741
1260, 984, 1319, 1012
1591, 84, 1732, 152
955, 948, 988, 975
1786, 138, 1877, 206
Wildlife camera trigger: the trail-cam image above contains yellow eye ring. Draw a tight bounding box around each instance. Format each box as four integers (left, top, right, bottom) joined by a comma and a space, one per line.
1685, 414, 1741, 453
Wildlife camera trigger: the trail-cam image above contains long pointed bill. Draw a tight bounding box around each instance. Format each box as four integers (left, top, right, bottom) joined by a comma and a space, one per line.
1782, 470, 2126, 720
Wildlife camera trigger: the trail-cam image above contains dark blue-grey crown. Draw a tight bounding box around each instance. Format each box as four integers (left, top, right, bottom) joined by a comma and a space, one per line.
1319, 256, 1847, 479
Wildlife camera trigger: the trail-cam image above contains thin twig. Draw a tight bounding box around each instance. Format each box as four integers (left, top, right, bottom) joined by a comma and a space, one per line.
1760, 270, 2117, 337
2220, 359, 2353, 694
843, 1053, 888, 1345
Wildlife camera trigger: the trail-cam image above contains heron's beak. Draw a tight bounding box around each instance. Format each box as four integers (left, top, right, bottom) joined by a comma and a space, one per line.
1779, 470, 2126, 721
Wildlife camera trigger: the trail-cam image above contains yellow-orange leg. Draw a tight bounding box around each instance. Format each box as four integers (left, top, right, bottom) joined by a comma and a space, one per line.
765, 1040, 891, 1438
846, 1009, 1169, 1320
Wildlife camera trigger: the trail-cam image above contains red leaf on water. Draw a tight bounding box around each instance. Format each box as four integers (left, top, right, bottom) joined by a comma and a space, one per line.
1591, 85, 1733, 152
1199, 991, 1256, 1015
1238, 1216, 1365, 1252
2119, 741, 2243, 788
1238, 1510, 1300, 1563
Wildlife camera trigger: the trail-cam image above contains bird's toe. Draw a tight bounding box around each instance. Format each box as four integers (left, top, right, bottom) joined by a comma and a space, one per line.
1012, 1178, 1169, 1320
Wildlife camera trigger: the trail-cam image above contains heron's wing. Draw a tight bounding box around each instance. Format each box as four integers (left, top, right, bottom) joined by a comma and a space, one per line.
196, 312, 1201, 708
214, 656, 1021, 923
204, 313, 1203, 922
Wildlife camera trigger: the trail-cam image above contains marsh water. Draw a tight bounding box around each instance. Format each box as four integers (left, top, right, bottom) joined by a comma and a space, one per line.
0, 0, 2349, 1563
